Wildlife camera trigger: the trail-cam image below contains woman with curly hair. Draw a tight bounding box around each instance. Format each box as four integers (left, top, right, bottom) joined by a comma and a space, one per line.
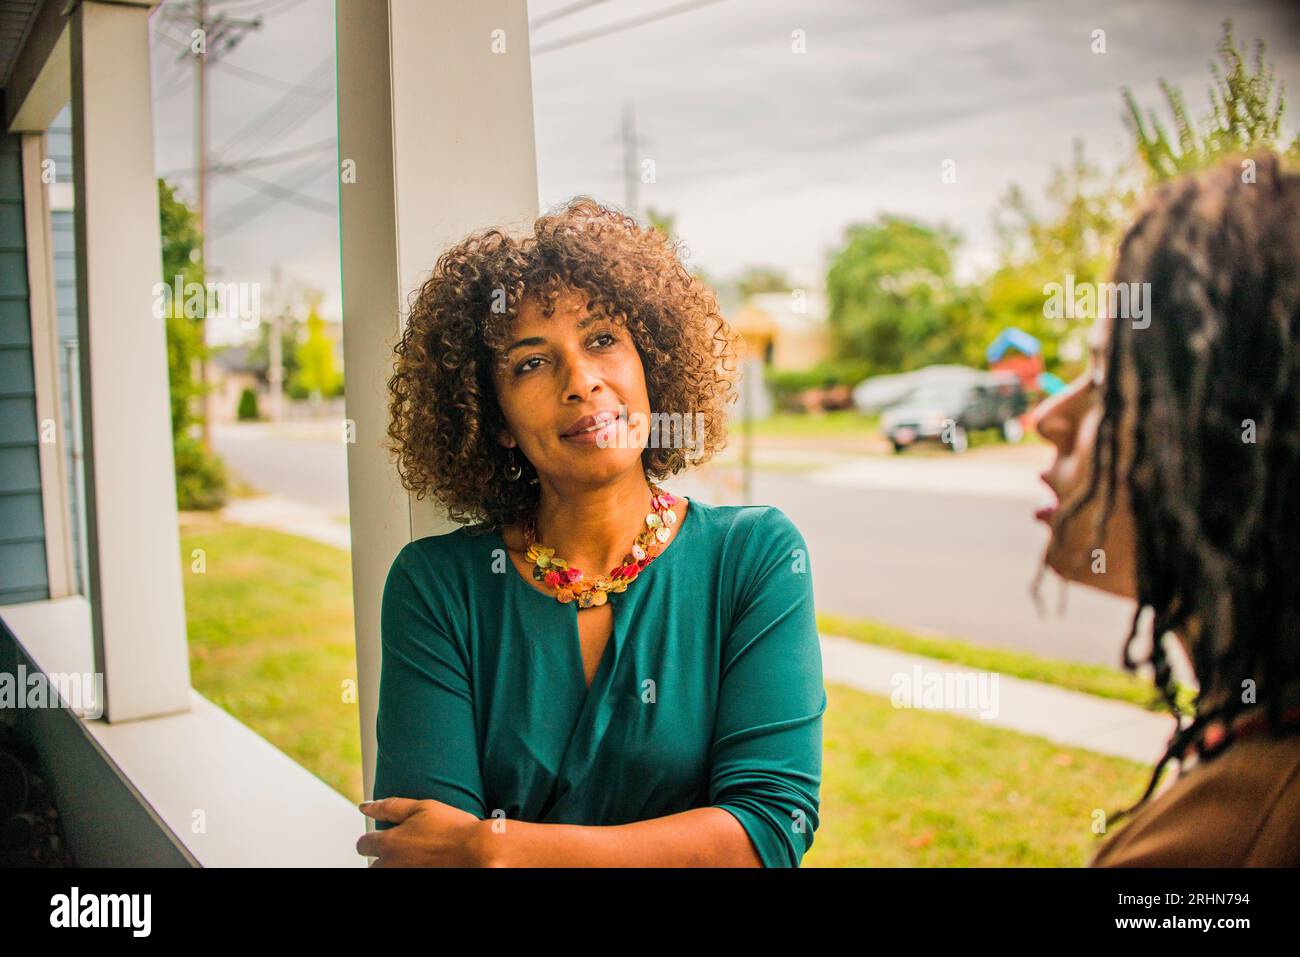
1034, 153, 1300, 866
357, 198, 826, 867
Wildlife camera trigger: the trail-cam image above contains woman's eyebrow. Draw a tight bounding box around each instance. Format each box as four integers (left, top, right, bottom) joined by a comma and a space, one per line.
504, 314, 605, 354
505, 335, 544, 354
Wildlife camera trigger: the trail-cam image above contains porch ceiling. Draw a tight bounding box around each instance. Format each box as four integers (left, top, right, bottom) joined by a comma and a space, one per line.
0, 0, 44, 92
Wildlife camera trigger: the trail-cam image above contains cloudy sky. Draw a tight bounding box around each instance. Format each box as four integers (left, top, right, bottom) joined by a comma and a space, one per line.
147, 0, 1300, 331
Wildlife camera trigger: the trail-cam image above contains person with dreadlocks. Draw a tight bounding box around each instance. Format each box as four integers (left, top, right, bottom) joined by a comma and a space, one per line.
1033, 151, 1300, 866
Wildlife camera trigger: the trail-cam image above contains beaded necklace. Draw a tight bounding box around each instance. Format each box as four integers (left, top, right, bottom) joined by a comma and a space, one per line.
523, 484, 678, 609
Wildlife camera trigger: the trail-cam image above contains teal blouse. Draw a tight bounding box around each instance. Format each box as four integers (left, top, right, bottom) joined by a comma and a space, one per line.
372, 497, 826, 867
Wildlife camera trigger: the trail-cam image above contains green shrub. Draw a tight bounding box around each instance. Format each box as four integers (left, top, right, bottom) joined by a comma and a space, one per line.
174, 432, 229, 511
236, 387, 260, 421
766, 359, 873, 411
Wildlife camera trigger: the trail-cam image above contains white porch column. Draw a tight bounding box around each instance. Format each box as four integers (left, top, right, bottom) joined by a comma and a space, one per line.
69, 0, 191, 721
336, 0, 539, 799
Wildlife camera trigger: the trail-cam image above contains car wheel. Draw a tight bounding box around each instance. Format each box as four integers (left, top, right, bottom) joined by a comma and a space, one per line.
1002, 417, 1025, 444
891, 441, 906, 454
945, 426, 969, 453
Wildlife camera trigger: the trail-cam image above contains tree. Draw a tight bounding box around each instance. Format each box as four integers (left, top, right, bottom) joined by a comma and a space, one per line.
825, 214, 967, 375
984, 139, 1131, 376
645, 204, 718, 288
1123, 19, 1300, 183
290, 303, 341, 402
158, 179, 227, 509
735, 266, 791, 298
247, 297, 302, 385
645, 206, 675, 238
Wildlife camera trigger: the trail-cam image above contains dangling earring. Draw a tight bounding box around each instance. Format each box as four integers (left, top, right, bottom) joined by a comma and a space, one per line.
504, 446, 522, 481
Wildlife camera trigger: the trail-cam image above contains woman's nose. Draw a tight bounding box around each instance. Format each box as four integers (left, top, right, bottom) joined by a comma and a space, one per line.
1034, 380, 1082, 446
562, 356, 604, 402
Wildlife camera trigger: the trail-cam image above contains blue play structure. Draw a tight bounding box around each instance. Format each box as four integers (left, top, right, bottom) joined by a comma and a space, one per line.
986, 327, 1066, 395
1037, 371, 1067, 395
986, 327, 1041, 363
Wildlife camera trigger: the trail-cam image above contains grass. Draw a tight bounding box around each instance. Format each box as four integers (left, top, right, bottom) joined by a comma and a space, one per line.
806, 682, 1151, 866
178, 512, 363, 801
819, 612, 1196, 716
748, 409, 881, 440
743, 409, 1043, 453
177, 518, 1160, 865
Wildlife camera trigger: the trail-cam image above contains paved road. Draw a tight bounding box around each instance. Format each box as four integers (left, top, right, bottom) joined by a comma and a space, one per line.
665, 465, 1154, 673
213, 423, 1188, 679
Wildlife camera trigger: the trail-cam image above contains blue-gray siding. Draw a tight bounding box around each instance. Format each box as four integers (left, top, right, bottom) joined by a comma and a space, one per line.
0, 129, 47, 604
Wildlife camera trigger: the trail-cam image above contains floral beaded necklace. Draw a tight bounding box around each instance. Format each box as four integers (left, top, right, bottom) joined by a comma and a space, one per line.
523, 484, 679, 609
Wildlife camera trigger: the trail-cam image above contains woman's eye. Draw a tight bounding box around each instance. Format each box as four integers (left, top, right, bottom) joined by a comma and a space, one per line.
515, 357, 543, 375
593, 332, 617, 347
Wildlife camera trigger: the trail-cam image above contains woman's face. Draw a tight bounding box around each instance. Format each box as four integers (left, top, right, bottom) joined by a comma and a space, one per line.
1034, 310, 1139, 599
492, 288, 652, 489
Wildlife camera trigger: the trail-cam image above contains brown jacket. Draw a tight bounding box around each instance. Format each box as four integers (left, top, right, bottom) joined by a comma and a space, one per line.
1090, 731, 1300, 866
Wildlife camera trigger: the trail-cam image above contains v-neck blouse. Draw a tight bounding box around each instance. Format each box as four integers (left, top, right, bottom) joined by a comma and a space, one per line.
372, 497, 827, 867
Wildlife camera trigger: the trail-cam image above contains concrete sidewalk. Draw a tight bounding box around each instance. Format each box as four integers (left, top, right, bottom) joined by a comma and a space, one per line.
820, 634, 1176, 764
219, 492, 1176, 765
221, 493, 352, 552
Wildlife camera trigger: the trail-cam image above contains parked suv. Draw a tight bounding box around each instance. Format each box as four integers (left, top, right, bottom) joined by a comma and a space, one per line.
880, 373, 1027, 453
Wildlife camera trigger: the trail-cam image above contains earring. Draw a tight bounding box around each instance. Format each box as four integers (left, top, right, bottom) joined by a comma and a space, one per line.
504, 447, 522, 481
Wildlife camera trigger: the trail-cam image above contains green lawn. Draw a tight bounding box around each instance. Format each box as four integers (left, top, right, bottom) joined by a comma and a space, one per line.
745, 409, 1043, 448
178, 517, 1153, 865
179, 513, 363, 800
748, 409, 881, 440
808, 683, 1149, 866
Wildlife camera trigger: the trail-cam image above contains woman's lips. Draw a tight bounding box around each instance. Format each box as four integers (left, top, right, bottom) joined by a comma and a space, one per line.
556, 408, 621, 442
1036, 471, 1059, 524
561, 419, 619, 445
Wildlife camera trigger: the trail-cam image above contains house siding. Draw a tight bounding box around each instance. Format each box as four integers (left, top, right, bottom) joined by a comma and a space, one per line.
0, 130, 48, 604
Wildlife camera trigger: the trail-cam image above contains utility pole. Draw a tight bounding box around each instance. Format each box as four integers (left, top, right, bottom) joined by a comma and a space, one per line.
269, 264, 284, 422
194, 0, 209, 447
621, 102, 639, 220
173, 0, 262, 449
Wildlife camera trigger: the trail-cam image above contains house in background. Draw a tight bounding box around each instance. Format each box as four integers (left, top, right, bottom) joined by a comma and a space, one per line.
0, 0, 539, 866
210, 343, 262, 423
728, 288, 832, 373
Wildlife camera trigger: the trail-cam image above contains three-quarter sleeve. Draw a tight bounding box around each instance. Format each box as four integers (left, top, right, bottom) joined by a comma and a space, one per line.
372, 541, 487, 828
709, 506, 827, 867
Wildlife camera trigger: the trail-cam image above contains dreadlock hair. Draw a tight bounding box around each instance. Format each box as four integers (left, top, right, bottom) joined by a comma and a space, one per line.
1057, 152, 1300, 828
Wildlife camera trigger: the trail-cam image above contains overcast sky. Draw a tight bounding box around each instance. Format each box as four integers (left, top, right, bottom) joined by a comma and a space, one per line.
148, 0, 1300, 333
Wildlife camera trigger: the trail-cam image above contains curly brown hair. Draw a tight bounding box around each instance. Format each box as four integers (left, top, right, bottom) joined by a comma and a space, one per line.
386, 197, 743, 533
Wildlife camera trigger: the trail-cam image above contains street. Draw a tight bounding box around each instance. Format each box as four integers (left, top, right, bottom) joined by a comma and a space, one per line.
213, 423, 1171, 676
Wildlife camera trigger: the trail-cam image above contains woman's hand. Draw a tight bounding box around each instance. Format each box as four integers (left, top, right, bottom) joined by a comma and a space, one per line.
356, 797, 485, 867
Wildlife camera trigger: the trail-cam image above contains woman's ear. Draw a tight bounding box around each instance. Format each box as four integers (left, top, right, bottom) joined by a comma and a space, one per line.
496, 430, 516, 449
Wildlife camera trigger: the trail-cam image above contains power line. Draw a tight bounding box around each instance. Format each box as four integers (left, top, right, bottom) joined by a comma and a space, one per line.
159, 137, 336, 178
209, 54, 333, 160
207, 0, 314, 13
532, 0, 727, 55
530, 0, 616, 31
208, 155, 336, 236
210, 57, 333, 97
224, 165, 336, 215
